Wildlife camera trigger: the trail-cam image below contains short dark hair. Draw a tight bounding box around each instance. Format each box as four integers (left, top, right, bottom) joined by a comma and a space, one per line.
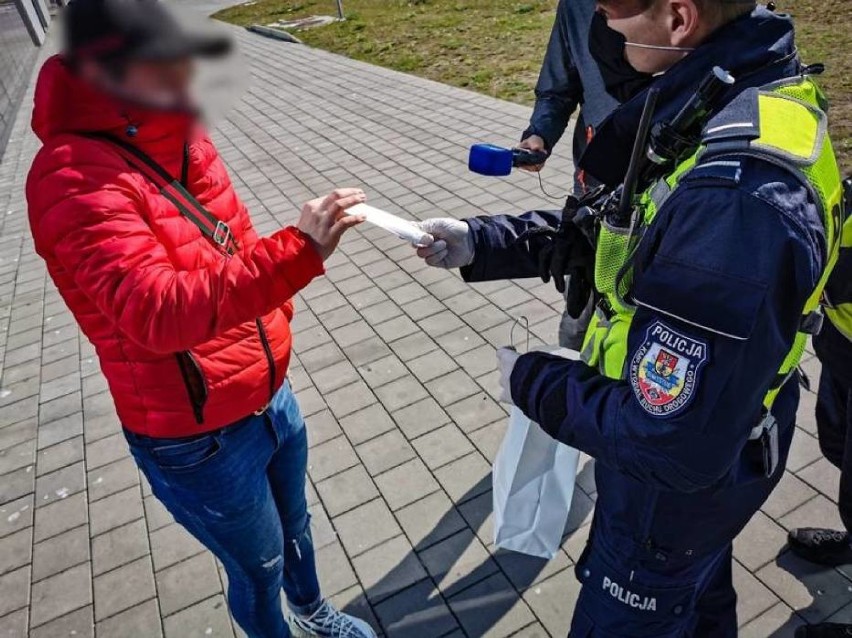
635, 0, 756, 24
696, 0, 756, 23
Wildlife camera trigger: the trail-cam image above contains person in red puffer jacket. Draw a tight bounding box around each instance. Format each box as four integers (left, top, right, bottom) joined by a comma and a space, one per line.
26, 1, 376, 636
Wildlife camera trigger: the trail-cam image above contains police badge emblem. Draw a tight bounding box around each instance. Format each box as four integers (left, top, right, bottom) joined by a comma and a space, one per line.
630, 321, 708, 417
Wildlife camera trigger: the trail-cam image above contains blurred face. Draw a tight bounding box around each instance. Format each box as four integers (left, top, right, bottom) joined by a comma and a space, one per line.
81, 57, 195, 110
595, 0, 703, 74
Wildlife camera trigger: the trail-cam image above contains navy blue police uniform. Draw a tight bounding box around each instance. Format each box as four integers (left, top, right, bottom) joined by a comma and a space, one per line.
460, 9, 827, 636
813, 289, 852, 534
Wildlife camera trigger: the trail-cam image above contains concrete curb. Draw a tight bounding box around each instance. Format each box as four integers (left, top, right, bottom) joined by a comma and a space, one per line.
246, 24, 303, 44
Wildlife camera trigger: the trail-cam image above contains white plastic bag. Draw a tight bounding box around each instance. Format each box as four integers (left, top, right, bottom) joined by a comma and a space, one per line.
492, 348, 581, 559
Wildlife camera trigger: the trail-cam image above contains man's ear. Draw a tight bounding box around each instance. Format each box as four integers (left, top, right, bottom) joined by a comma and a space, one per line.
666, 0, 703, 46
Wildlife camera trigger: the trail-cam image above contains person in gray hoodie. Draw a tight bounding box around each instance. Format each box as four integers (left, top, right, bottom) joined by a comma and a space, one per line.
517, 0, 619, 349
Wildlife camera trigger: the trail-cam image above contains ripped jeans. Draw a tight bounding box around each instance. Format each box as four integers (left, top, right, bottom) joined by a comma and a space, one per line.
125, 381, 320, 638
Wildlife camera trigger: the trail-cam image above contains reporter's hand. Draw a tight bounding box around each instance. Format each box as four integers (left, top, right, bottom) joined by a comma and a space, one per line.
298, 188, 366, 261
517, 135, 548, 172
413, 218, 475, 269
497, 346, 521, 404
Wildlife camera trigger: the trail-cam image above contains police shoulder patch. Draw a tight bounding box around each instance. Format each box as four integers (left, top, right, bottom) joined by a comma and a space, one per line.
629, 321, 709, 418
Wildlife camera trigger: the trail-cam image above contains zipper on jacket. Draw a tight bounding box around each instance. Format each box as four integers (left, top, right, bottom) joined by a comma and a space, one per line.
180, 142, 190, 187
175, 351, 208, 424
639, 489, 661, 559
255, 318, 277, 401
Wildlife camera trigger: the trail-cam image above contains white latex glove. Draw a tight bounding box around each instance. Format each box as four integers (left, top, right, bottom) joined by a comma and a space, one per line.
414, 218, 475, 269
497, 346, 521, 405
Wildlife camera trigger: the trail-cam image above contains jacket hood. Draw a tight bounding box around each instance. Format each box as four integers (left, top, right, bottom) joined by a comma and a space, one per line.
32, 55, 193, 147
580, 6, 801, 187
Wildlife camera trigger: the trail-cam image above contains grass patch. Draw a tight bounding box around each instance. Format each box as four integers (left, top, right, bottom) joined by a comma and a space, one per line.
785, 0, 851, 173
213, 0, 851, 172
213, 0, 554, 105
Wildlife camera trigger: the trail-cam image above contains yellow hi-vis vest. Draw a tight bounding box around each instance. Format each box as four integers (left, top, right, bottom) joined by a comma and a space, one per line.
824, 186, 852, 341
581, 76, 844, 413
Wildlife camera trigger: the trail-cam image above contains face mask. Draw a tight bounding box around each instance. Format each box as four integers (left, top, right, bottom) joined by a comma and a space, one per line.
588, 12, 694, 103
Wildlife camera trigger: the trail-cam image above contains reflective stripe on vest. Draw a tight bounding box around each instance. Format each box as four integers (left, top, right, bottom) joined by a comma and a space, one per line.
581, 76, 843, 415
824, 179, 852, 341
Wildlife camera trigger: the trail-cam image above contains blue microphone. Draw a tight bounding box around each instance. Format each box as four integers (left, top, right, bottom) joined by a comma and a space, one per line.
468, 143, 549, 176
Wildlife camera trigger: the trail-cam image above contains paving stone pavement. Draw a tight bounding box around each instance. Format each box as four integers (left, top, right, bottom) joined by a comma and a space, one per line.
1, 13, 851, 638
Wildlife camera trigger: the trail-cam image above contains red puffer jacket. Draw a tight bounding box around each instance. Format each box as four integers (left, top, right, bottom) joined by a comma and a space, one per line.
27, 55, 325, 438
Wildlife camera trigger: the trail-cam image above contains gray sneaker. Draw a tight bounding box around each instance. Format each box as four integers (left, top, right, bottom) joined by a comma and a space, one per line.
289, 600, 377, 638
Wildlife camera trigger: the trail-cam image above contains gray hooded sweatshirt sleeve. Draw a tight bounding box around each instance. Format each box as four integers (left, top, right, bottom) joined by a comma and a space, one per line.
522, 0, 619, 161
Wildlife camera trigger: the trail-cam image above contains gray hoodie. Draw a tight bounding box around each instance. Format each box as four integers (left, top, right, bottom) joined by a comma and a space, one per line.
522, 0, 620, 190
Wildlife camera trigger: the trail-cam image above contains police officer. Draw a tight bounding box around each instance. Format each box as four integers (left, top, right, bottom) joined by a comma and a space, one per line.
414, 0, 844, 634
517, 0, 619, 350
788, 192, 852, 638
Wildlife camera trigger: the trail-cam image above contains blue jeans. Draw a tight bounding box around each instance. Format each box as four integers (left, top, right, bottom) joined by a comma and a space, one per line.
125, 382, 321, 638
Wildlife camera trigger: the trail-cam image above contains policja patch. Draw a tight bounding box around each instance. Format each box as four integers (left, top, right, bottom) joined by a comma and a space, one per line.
630, 321, 708, 417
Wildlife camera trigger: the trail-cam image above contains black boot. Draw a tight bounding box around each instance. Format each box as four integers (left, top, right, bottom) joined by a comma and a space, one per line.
788, 528, 852, 566
796, 623, 852, 637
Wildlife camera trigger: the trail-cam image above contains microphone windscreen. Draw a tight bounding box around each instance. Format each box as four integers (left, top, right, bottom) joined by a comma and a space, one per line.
468, 143, 513, 176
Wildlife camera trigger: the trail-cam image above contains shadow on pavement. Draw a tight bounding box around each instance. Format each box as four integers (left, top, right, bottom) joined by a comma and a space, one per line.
347, 461, 596, 637
767, 548, 852, 637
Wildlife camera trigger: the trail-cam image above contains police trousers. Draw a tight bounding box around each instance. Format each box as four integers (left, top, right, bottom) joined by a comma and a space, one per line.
558, 284, 595, 351
568, 531, 737, 638
815, 365, 852, 533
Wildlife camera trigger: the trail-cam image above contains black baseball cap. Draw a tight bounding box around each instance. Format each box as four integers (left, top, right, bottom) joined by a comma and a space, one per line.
64, 0, 232, 62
